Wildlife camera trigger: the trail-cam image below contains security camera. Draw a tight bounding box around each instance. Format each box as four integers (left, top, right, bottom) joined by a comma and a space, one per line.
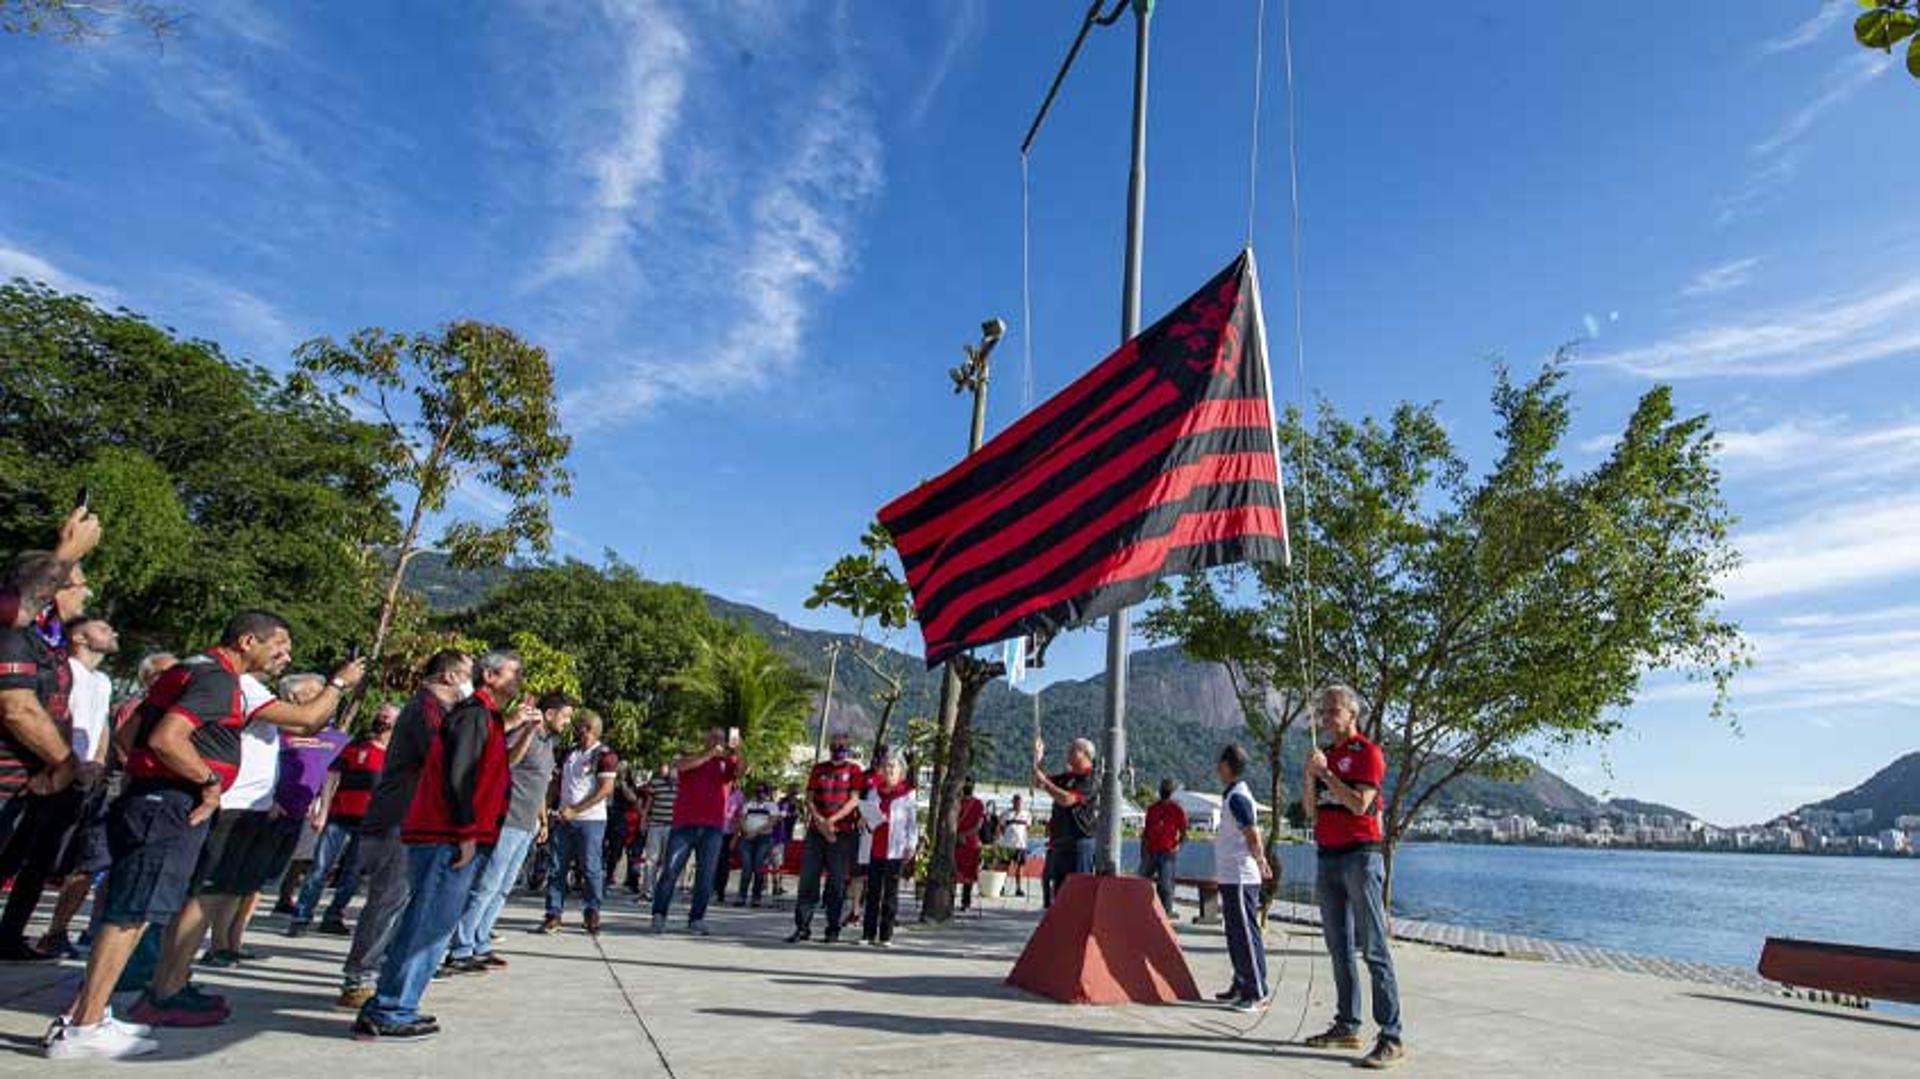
981, 318, 1007, 345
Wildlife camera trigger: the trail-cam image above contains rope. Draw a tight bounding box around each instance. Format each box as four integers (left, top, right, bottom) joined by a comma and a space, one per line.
1021, 151, 1036, 411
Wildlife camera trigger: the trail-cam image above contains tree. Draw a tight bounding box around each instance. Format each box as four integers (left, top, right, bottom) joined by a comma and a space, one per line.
1146, 361, 1746, 904
294, 322, 572, 685
0, 0, 177, 41
0, 281, 400, 661
805, 522, 917, 758
668, 629, 817, 780
1855, 2, 1920, 79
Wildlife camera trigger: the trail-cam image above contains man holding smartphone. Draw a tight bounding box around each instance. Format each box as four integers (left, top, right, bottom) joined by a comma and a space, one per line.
647, 727, 741, 936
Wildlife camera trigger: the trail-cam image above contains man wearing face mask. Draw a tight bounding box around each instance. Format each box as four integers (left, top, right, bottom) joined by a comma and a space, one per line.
353, 648, 518, 1042
336, 649, 472, 1011
787, 730, 866, 944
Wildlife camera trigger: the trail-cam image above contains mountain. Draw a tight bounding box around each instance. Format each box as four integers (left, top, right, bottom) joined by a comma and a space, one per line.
1792, 751, 1920, 826
403, 551, 1666, 821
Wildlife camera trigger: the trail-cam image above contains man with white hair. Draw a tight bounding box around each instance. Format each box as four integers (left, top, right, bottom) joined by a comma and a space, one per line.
1031, 736, 1099, 908
1300, 685, 1405, 1070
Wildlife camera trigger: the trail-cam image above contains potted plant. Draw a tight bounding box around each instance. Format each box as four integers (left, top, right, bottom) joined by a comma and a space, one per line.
978, 844, 1017, 900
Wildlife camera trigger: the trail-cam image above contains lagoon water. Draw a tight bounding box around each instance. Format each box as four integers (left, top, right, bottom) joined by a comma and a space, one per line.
1111, 839, 1918, 971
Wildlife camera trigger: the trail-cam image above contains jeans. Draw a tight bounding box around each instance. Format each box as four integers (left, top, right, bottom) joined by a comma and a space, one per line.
1221, 881, 1268, 999
793, 829, 857, 934
1316, 849, 1402, 1040
292, 821, 362, 925
736, 834, 773, 901
363, 843, 480, 1026
1043, 837, 1095, 907
649, 824, 722, 923
639, 824, 672, 896
341, 829, 410, 991
546, 818, 607, 917
1139, 848, 1179, 917
861, 858, 903, 942
452, 825, 534, 960
714, 832, 737, 899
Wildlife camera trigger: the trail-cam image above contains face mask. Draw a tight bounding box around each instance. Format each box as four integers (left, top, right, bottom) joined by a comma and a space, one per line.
454, 679, 474, 699
830, 746, 849, 761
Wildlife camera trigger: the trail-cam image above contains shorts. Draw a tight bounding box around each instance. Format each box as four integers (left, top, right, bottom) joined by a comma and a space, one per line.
102, 785, 211, 926
55, 783, 115, 876
194, 809, 294, 896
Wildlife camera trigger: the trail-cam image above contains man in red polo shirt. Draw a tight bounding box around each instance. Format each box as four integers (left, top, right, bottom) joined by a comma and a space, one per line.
1139, 779, 1188, 917
46, 610, 362, 1061
648, 727, 741, 936
1301, 684, 1405, 1070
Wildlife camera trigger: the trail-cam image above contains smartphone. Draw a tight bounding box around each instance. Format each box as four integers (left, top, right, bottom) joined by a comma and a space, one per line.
727, 727, 740, 747
345, 643, 362, 663
75, 485, 90, 512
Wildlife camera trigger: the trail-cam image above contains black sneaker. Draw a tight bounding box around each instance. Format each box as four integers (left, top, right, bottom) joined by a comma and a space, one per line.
448, 956, 489, 975
785, 928, 811, 944
351, 1016, 438, 1042
0, 937, 55, 963
1212, 986, 1242, 1002
1302, 1026, 1364, 1050
317, 918, 351, 937
1358, 1038, 1407, 1070
822, 930, 840, 945
285, 922, 310, 939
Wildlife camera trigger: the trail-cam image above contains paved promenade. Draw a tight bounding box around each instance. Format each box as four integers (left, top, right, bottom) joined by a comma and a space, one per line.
0, 889, 1911, 1077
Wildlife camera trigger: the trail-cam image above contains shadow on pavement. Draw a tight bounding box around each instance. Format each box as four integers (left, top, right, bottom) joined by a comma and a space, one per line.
1682, 992, 1920, 1032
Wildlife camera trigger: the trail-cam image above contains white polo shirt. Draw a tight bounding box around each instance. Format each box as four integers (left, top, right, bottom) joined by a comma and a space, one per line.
219, 675, 282, 811
559, 742, 619, 822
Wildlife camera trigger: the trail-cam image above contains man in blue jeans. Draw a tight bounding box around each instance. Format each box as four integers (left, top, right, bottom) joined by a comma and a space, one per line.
1031, 736, 1098, 908
287, 705, 393, 937
353, 650, 517, 1043
649, 728, 740, 935
446, 692, 566, 971
541, 709, 617, 934
1301, 685, 1406, 1070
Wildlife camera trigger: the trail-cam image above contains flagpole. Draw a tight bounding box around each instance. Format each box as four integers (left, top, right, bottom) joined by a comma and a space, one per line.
1095, 0, 1152, 877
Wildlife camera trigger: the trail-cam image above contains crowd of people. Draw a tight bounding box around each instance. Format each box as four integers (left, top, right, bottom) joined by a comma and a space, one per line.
1, 507, 1405, 1068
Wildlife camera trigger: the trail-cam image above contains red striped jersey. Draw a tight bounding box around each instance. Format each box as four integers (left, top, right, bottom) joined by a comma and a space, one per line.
0, 624, 70, 801
124, 651, 275, 791
880, 250, 1288, 666
326, 736, 387, 825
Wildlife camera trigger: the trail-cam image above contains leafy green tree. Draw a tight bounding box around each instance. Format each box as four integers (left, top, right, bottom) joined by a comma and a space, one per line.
294, 321, 572, 680
0, 282, 399, 661
805, 521, 917, 758
1856, 2, 1920, 79
1147, 362, 1747, 902
0, 0, 177, 41
668, 630, 817, 780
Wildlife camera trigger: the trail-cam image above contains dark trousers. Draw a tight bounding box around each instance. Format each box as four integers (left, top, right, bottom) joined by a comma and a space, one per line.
793, 829, 857, 934
714, 832, 737, 899
736, 834, 773, 902
1042, 837, 1095, 909
0, 787, 84, 943
1139, 848, 1178, 916
861, 857, 903, 942
1221, 881, 1268, 1000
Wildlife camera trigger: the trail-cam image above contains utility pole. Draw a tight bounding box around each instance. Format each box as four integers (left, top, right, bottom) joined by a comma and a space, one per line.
1095, 0, 1152, 877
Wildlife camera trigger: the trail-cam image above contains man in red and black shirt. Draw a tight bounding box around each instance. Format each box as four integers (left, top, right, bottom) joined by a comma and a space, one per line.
50, 610, 362, 1058
288, 705, 393, 935
1140, 779, 1189, 917
787, 729, 866, 943
1033, 736, 1100, 908
353, 649, 519, 1043
1300, 685, 1405, 1069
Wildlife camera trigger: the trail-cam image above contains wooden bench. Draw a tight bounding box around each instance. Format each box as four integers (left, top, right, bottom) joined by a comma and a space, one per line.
1175, 876, 1223, 924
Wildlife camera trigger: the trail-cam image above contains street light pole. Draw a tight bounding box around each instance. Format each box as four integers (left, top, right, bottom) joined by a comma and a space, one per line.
1095, 0, 1152, 878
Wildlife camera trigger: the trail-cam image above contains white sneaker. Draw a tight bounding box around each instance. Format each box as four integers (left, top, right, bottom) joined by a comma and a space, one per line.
44, 1020, 159, 1060
53, 1007, 153, 1040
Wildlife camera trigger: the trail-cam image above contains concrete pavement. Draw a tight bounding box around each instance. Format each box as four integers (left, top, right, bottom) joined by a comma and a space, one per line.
1, 887, 1912, 1077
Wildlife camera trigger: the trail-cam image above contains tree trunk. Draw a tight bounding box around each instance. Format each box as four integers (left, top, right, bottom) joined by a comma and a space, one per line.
868, 689, 900, 763
1380, 832, 1397, 931
921, 659, 989, 924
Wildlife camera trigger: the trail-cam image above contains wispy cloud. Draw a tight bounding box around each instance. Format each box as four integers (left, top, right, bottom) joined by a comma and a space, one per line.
0, 240, 118, 301
1757, 1, 1847, 57
528, 0, 692, 286
906, 0, 986, 127
1680, 256, 1762, 298
1584, 281, 1920, 378
169, 275, 302, 363
1716, 415, 1920, 476
1723, 491, 1920, 604
562, 67, 883, 429
1717, 52, 1889, 225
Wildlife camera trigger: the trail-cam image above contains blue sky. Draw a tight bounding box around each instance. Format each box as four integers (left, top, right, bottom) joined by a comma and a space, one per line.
4, 1, 1917, 825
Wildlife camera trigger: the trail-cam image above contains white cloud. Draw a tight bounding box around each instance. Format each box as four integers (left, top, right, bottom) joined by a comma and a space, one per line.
0, 241, 118, 301
1716, 416, 1920, 476
1680, 257, 1762, 298
174, 277, 301, 362
529, 0, 692, 286
1717, 53, 1889, 225
563, 70, 883, 430
1758, 2, 1847, 57
1584, 281, 1920, 378
907, 0, 985, 127
1723, 492, 1920, 605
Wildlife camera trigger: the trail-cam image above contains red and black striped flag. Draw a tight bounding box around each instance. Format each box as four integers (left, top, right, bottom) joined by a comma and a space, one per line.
880, 250, 1289, 668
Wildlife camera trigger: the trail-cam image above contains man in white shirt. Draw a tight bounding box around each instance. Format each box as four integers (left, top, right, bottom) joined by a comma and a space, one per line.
542, 710, 618, 936
33, 617, 118, 958
1212, 744, 1274, 1014
186, 673, 289, 968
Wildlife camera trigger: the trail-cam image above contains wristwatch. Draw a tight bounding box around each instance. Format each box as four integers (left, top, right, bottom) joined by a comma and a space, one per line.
328, 676, 348, 691
200, 774, 222, 790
